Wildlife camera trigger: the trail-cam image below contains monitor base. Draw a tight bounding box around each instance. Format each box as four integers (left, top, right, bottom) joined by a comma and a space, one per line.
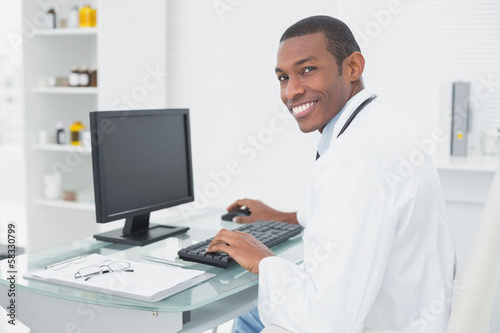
94, 224, 189, 246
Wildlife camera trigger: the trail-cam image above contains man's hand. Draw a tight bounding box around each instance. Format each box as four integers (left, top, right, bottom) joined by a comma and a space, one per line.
227, 198, 299, 224
206, 229, 274, 274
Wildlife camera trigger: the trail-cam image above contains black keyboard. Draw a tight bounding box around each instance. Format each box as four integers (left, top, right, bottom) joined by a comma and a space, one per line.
177, 221, 303, 268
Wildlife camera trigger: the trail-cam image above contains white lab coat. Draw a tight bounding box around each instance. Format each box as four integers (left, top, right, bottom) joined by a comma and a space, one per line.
258, 89, 456, 333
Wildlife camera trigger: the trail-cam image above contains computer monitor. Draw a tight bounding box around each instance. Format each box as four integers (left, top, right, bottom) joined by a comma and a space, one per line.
89, 108, 193, 246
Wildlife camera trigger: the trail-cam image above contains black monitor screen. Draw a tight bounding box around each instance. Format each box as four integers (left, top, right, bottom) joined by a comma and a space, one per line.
90, 109, 193, 246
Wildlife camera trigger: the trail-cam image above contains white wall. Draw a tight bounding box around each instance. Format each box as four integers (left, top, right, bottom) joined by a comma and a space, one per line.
164, 0, 500, 216
166, 1, 322, 215
98, 0, 167, 110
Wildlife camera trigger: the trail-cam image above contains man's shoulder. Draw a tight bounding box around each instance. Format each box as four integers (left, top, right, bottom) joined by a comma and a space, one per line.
334, 102, 418, 157
322, 102, 438, 188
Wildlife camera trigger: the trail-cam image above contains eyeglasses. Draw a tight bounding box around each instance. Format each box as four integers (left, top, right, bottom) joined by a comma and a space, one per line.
74, 261, 134, 281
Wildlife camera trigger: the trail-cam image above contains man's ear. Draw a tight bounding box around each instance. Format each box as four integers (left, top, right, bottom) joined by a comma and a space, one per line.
343, 52, 365, 81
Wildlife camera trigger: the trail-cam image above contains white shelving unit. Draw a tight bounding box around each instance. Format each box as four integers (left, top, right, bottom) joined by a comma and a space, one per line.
22, 5, 98, 252
22, 0, 168, 252
33, 144, 91, 154
33, 87, 98, 94
35, 198, 95, 211
33, 27, 98, 37
435, 155, 500, 173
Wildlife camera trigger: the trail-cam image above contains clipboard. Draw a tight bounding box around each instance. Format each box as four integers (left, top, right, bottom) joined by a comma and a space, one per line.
24, 254, 215, 302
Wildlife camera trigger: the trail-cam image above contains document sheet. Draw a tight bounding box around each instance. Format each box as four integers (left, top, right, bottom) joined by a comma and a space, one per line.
26, 254, 213, 302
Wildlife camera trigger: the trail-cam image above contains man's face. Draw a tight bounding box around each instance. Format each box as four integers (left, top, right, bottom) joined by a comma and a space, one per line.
275, 32, 352, 133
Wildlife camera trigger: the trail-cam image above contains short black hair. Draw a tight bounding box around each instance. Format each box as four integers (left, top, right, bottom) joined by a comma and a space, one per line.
280, 15, 360, 74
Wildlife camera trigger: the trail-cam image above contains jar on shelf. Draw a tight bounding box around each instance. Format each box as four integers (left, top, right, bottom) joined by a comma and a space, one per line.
89, 65, 98, 87
56, 122, 66, 144
79, 5, 93, 28
79, 66, 90, 87
68, 6, 79, 28
69, 66, 80, 87
70, 121, 85, 145
46, 9, 56, 29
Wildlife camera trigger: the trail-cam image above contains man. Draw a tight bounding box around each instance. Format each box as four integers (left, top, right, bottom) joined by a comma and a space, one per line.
207, 15, 455, 332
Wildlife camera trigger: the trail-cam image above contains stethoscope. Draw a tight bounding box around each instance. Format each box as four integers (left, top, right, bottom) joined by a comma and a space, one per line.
337, 95, 377, 138
316, 95, 377, 160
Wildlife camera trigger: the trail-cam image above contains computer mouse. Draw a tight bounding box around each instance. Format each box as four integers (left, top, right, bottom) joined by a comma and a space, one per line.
221, 208, 251, 221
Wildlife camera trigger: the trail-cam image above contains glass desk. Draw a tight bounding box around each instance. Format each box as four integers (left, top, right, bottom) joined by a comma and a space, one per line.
0, 209, 303, 333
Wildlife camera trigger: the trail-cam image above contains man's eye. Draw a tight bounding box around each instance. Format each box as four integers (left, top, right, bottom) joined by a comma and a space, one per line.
303, 67, 315, 74
278, 75, 288, 82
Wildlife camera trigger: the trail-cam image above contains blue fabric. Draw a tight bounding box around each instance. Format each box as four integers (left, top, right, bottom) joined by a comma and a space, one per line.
232, 307, 264, 333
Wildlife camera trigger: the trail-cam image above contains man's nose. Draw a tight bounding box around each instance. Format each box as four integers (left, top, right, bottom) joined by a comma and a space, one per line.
284, 77, 305, 101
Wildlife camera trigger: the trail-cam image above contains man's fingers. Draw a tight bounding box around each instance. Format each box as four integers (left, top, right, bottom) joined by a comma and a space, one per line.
205, 229, 273, 273
207, 230, 236, 251
206, 242, 229, 254
226, 199, 249, 211
207, 230, 252, 251
235, 199, 251, 207
226, 202, 241, 211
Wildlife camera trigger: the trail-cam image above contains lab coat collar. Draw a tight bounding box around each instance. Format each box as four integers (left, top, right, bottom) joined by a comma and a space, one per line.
331, 88, 377, 141
316, 105, 345, 157
317, 88, 376, 157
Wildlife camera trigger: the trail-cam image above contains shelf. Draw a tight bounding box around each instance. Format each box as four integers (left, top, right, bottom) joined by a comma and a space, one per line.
36, 199, 95, 211
33, 87, 98, 95
34, 144, 91, 154
435, 156, 500, 172
33, 27, 97, 37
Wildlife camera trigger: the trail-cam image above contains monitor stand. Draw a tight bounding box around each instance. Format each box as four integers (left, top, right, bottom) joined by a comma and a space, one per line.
93, 213, 189, 246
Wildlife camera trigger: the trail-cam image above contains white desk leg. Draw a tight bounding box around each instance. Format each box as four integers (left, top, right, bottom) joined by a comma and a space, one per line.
0, 284, 184, 333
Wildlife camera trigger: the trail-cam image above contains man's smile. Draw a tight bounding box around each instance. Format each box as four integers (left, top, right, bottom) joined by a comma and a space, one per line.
290, 100, 318, 116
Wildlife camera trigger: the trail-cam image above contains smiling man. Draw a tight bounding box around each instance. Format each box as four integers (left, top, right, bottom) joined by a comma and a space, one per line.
275, 27, 363, 134
208, 15, 456, 333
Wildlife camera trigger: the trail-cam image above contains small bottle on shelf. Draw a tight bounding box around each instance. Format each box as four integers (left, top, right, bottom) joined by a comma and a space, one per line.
68, 6, 79, 28
47, 9, 56, 29
56, 122, 66, 144
69, 66, 80, 87
70, 121, 85, 145
79, 5, 93, 28
89, 65, 98, 87
79, 66, 90, 87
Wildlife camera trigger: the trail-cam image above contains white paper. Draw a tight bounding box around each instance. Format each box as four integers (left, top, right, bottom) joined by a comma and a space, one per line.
30, 254, 208, 301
